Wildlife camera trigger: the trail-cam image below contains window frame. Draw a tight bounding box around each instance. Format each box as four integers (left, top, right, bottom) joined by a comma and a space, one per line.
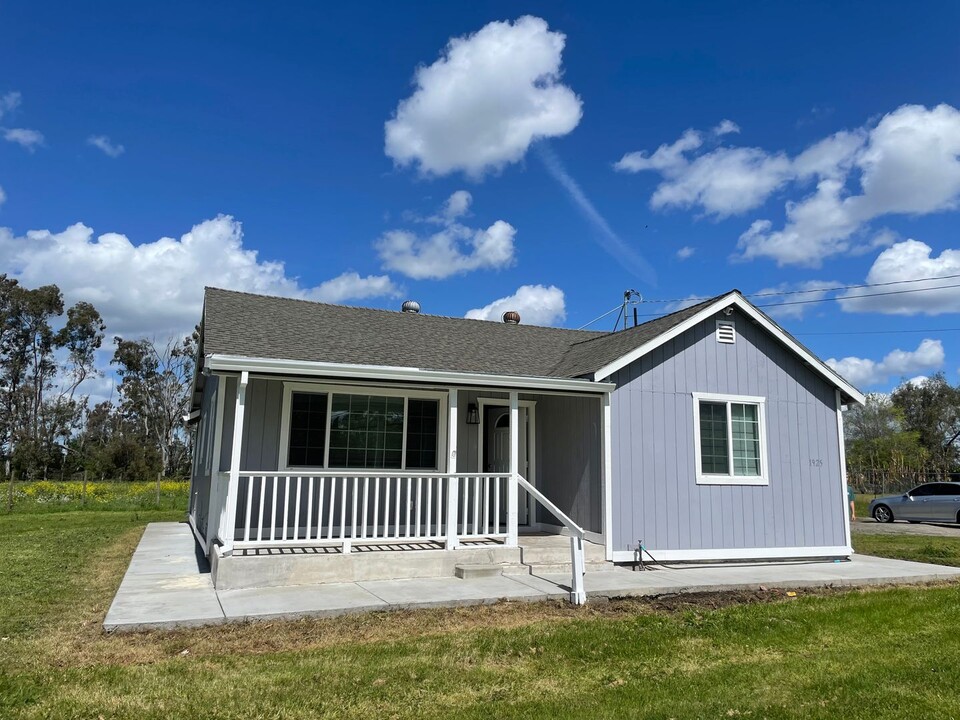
692, 392, 768, 486
277, 382, 447, 472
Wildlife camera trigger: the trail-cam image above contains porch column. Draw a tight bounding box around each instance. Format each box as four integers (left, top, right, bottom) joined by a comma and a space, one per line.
208, 374, 227, 554
445, 388, 459, 550
506, 390, 519, 547
602, 392, 614, 561
221, 371, 248, 556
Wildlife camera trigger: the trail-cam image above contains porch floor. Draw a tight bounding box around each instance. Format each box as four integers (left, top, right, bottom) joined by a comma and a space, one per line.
104, 522, 960, 631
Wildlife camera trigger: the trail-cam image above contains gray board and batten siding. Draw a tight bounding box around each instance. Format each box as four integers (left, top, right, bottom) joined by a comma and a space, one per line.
608, 307, 848, 558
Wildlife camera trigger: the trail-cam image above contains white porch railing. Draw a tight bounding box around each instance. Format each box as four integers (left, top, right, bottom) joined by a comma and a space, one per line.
218, 471, 511, 552
214, 470, 586, 605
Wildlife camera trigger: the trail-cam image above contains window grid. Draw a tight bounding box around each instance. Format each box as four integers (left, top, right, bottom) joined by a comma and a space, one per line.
285, 390, 440, 471
697, 397, 764, 480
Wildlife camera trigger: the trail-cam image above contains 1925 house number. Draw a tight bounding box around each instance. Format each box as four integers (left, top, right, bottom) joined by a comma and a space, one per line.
809, 458, 823, 467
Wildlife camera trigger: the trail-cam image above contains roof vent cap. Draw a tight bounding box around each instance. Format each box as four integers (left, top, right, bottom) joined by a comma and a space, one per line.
501, 310, 521, 325
401, 300, 421, 314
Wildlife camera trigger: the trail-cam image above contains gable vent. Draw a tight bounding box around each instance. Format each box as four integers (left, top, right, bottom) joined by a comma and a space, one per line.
716, 319, 736, 344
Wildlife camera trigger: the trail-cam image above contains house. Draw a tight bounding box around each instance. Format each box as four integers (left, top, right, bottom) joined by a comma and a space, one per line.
186, 287, 864, 603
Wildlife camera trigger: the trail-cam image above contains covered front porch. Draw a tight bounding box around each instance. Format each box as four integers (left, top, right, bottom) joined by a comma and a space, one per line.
189, 368, 613, 603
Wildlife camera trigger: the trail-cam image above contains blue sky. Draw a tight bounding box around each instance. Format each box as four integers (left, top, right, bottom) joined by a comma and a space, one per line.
1, 1, 960, 395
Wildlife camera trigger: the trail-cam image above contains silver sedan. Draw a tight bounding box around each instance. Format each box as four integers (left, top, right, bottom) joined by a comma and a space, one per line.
869, 482, 960, 524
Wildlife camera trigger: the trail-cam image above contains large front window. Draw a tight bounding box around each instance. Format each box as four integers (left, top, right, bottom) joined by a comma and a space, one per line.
282, 385, 442, 471
693, 393, 767, 485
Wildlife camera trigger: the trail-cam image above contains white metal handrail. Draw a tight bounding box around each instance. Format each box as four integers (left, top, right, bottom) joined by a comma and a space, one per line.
516, 474, 587, 605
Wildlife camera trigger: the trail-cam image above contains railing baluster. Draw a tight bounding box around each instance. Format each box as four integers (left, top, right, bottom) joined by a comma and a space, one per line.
425, 477, 432, 538
436, 479, 443, 539
372, 477, 380, 540
306, 476, 314, 542
405, 477, 412, 537
472, 476, 480, 536
326, 477, 336, 540
339, 477, 348, 539
243, 475, 254, 543
256, 477, 265, 543
461, 477, 469, 536
270, 476, 278, 541
494, 475, 501, 534
383, 476, 391, 539
415, 477, 423, 538
351, 476, 359, 540
317, 477, 325, 542
293, 476, 302, 541
361, 476, 369, 540
482, 475, 490, 535
282, 475, 290, 541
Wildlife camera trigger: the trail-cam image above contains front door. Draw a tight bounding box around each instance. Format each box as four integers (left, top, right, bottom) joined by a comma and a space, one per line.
483, 405, 532, 526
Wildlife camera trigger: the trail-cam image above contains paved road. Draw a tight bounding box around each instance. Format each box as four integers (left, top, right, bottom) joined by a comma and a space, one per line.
852, 518, 960, 537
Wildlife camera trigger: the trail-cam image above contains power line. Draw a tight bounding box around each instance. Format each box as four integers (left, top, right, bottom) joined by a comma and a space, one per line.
631, 281, 960, 320
795, 328, 960, 336
641, 271, 960, 305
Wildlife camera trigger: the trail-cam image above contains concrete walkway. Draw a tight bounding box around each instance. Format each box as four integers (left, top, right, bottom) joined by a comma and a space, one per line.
104, 522, 960, 631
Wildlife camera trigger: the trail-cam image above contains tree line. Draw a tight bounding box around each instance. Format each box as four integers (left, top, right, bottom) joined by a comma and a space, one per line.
845, 373, 960, 490
0, 275, 195, 487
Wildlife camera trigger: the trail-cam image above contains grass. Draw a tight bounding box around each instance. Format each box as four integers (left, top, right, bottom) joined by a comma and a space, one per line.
2, 508, 960, 719
853, 531, 960, 567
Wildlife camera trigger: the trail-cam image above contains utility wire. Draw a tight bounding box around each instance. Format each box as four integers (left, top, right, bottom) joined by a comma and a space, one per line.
640, 271, 960, 305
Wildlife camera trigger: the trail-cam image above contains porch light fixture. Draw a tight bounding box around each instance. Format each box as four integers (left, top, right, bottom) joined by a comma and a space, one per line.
465, 403, 480, 425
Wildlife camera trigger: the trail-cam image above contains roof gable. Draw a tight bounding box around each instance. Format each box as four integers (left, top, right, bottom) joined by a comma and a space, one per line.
198, 287, 864, 404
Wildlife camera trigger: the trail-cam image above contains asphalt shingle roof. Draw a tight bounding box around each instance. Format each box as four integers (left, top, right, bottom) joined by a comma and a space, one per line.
201, 287, 734, 380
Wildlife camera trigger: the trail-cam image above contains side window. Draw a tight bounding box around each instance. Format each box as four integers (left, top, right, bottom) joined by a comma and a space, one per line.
910, 485, 933, 497
933, 484, 960, 496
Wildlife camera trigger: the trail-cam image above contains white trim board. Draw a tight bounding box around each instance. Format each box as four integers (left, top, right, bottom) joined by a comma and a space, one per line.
206, 354, 615, 395
611, 545, 853, 563
591, 292, 865, 405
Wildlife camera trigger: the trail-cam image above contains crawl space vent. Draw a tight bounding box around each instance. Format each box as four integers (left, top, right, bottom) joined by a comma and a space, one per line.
716, 320, 736, 344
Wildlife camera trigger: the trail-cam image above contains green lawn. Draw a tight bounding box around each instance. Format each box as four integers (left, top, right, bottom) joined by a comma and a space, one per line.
852, 531, 960, 567
2, 507, 960, 719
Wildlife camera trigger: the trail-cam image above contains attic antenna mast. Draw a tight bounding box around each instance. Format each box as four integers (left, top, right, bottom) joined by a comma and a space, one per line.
616, 289, 643, 331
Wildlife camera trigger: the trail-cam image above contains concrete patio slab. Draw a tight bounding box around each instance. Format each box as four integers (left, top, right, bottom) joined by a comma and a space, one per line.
218, 582, 387, 620
104, 522, 960, 631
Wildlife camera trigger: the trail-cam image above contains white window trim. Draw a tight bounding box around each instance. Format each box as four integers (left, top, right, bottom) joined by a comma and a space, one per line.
277, 381, 448, 473
692, 391, 768, 486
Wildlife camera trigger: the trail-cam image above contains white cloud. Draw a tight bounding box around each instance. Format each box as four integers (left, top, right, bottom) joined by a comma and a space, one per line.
615, 129, 793, 217
713, 119, 740, 136
431, 190, 472, 224
0, 215, 400, 338
676, 246, 695, 260
376, 191, 516, 280
754, 280, 838, 319
839, 239, 960, 315
465, 284, 566, 326
377, 222, 515, 280
739, 104, 960, 266
0, 185, 6, 207
384, 15, 582, 178
826, 338, 944, 388
617, 104, 960, 266
0, 91, 20, 120
87, 135, 125, 158
3, 127, 44, 151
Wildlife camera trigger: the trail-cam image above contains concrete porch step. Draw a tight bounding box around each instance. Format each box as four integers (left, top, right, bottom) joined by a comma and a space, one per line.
509, 561, 615, 575
454, 563, 505, 579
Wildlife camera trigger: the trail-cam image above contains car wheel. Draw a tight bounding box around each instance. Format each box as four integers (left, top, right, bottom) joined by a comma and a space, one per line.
873, 504, 894, 523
